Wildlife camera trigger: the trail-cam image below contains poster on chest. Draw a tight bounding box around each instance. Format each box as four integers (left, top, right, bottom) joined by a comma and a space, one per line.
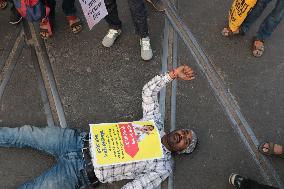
89, 120, 164, 167
79, 0, 108, 30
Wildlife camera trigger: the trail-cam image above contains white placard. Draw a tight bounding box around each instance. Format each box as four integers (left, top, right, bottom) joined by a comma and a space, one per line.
79, 0, 108, 30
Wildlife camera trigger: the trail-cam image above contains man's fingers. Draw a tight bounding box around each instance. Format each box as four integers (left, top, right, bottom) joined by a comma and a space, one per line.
184, 76, 195, 81
184, 68, 194, 75
185, 71, 195, 77
179, 76, 195, 80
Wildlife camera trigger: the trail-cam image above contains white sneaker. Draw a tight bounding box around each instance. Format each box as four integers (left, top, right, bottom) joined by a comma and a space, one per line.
140, 37, 153, 61
102, 29, 122, 48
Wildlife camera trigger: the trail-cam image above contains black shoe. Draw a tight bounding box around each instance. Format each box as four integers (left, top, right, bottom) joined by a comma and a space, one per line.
9, 10, 22, 25
229, 173, 245, 189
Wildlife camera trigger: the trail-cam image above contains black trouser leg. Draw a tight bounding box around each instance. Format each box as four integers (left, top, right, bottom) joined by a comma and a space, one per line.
104, 0, 122, 30
46, 0, 56, 20
62, 0, 76, 16
241, 179, 278, 189
8, 0, 15, 12
127, 0, 149, 38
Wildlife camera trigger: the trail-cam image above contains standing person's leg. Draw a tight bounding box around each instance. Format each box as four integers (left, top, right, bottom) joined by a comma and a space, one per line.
252, 0, 284, 57
102, 0, 123, 48
221, 0, 272, 36
127, 0, 148, 38
46, 0, 56, 21
104, 0, 122, 30
39, 0, 56, 39
229, 173, 278, 189
256, 0, 284, 41
62, 0, 76, 16
240, 0, 272, 33
128, 0, 153, 60
62, 0, 82, 34
0, 125, 79, 156
8, 0, 22, 24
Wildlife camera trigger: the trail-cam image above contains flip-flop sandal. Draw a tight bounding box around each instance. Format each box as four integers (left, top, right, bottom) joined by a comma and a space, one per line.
0, 0, 7, 9
40, 17, 53, 40
258, 142, 284, 158
221, 27, 241, 37
66, 16, 82, 34
252, 39, 264, 57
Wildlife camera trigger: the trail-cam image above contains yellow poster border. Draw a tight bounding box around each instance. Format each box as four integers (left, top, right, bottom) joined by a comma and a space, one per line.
89, 120, 164, 167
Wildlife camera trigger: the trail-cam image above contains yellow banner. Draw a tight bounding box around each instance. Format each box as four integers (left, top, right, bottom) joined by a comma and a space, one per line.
89, 120, 164, 167
229, 0, 257, 32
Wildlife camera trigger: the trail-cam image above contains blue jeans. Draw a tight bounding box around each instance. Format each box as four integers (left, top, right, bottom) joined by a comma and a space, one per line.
0, 125, 91, 189
240, 0, 284, 41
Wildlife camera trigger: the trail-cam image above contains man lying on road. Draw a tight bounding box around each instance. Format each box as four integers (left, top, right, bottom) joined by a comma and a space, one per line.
0, 65, 198, 189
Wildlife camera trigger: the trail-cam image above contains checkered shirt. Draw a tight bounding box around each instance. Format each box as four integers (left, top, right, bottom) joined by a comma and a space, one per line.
92, 73, 174, 189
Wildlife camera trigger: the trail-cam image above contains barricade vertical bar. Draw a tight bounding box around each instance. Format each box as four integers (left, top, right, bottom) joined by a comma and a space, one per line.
168, 28, 178, 189
27, 22, 68, 128
155, 17, 170, 189
30, 46, 55, 127
160, 18, 170, 123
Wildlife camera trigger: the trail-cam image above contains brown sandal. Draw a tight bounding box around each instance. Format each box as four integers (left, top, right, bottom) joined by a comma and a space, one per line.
0, 0, 7, 9
252, 39, 264, 57
258, 142, 284, 158
66, 16, 82, 34
40, 17, 53, 40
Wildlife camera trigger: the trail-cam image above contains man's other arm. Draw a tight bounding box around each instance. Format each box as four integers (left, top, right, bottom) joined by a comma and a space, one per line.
121, 168, 171, 189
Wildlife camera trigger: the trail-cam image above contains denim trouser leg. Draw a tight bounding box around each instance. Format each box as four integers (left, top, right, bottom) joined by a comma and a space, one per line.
127, 0, 149, 38
240, 0, 272, 33
0, 125, 89, 189
104, 0, 122, 30
19, 156, 84, 189
0, 125, 78, 156
62, 0, 76, 16
256, 0, 284, 41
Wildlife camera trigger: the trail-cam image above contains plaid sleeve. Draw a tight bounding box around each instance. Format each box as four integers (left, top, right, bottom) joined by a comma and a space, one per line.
120, 169, 171, 189
141, 73, 173, 131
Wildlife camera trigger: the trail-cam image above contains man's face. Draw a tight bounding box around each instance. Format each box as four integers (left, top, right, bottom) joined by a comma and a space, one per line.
165, 129, 192, 152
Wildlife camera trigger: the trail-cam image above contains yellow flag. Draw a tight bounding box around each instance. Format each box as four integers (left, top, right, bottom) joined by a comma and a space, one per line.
229, 0, 257, 32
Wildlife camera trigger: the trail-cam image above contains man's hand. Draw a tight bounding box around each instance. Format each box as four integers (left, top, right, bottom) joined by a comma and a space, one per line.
169, 65, 195, 80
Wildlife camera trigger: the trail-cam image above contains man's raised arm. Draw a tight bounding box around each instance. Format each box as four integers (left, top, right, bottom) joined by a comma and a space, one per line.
141, 65, 195, 131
